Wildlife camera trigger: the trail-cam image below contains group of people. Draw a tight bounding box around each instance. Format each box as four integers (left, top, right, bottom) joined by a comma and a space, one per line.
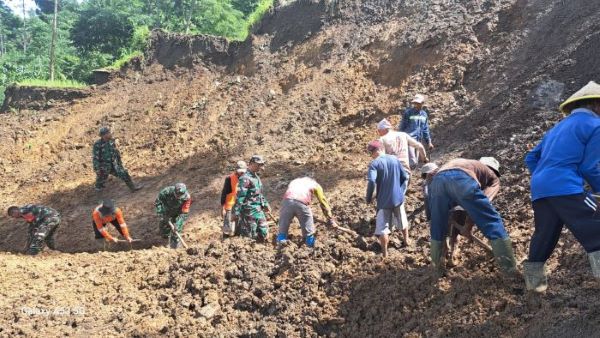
7, 82, 600, 293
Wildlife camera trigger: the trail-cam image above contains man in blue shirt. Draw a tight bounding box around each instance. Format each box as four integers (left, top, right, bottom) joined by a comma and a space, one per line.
365, 140, 409, 257
524, 81, 600, 292
399, 94, 434, 169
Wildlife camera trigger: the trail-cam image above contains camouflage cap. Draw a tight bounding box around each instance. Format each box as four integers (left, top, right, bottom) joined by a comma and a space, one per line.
174, 183, 190, 199
249, 155, 265, 164
99, 126, 111, 136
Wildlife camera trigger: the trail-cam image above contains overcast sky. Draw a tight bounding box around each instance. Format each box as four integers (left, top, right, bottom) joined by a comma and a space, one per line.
5, 0, 84, 17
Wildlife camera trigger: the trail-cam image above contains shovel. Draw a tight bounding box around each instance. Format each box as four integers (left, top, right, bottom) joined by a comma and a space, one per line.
168, 221, 189, 249
327, 222, 369, 250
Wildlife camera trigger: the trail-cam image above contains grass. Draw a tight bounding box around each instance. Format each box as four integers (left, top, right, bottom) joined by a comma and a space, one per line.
234, 0, 275, 41
106, 51, 144, 70
17, 79, 87, 89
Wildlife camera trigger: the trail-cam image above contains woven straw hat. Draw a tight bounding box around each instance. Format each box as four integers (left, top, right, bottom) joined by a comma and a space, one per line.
559, 81, 600, 113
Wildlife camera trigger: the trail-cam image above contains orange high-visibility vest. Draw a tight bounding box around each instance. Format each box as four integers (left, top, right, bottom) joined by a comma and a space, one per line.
223, 173, 239, 210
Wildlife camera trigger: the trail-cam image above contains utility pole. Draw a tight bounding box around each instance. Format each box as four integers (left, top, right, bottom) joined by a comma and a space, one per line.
49, 0, 58, 81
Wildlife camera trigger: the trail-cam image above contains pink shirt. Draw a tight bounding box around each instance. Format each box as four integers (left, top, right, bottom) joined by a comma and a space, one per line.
283, 177, 320, 205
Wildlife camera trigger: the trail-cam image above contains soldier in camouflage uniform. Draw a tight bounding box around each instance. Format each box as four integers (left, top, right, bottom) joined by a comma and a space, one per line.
155, 183, 192, 249
8, 205, 61, 255
233, 155, 271, 241
93, 127, 142, 192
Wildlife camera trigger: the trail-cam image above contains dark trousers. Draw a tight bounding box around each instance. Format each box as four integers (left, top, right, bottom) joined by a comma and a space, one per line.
529, 193, 600, 262
92, 220, 126, 239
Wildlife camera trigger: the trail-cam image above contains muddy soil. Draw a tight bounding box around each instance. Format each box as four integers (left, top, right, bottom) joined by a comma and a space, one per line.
1, 0, 600, 336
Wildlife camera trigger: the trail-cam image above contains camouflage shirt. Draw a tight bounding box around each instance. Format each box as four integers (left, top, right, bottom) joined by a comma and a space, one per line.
92, 139, 122, 172
19, 204, 60, 226
155, 186, 192, 215
233, 171, 270, 216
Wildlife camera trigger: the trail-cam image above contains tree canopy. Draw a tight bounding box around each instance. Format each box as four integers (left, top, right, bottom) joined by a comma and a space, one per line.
0, 0, 273, 104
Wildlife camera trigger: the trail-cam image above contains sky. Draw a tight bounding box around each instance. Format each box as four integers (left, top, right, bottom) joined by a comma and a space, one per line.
5, 0, 84, 17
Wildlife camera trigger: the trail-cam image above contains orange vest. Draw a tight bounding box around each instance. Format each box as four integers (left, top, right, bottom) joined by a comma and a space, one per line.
224, 173, 239, 210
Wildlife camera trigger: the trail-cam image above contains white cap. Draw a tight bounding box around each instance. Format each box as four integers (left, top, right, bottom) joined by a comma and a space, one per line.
411, 94, 426, 104
377, 118, 393, 130
479, 157, 500, 176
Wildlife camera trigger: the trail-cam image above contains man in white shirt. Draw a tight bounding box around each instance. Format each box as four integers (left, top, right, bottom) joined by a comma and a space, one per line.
376, 118, 428, 245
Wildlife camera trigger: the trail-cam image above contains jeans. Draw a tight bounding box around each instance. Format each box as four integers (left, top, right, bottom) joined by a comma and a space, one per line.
429, 170, 508, 241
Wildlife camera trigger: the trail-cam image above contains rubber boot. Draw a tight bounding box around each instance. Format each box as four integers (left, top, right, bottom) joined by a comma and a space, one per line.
490, 238, 517, 274
523, 261, 548, 292
588, 250, 600, 278
305, 234, 316, 248
126, 179, 143, 192
430, 240, 445, 277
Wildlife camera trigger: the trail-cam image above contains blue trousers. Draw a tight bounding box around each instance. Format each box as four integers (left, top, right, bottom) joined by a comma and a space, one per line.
529, 193, 600, 262
429, 170, 508, 241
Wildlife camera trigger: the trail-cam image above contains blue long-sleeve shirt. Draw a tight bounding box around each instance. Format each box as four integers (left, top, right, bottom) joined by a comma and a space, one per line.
525, 108, 600, 201
366, 154, 408, 209
399, 107, 432, 143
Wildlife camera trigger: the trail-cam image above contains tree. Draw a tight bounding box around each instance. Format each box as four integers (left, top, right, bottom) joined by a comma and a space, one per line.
70, 6, 134, 57
48, 0, 57, 80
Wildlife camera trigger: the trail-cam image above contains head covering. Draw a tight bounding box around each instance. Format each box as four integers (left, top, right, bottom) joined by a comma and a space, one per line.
249, 155, 265, 164
377, 118, 393, 130
559, 81, 600, 113
99, 126, 111, 136
420, 162, 439, 175
479, 157, 501, 177
367, 140, 383, 153
98, 199, 116, 216
411, 94, 426, 104
174, 183, 190, 200
235, 161, 247, 173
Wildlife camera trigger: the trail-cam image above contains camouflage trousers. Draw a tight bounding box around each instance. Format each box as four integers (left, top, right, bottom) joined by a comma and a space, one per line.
95, 165, 133, 189
27, 216, 60, 255
159, 213, 187, 249
238, 209, 268, 241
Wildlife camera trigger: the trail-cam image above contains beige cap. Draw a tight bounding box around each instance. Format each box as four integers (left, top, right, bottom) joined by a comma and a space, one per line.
420, 162, 438, 175
236, 161, 247, 173
411, 94, 426, 104
479, 157, 500, 176
559, 81, 600, 113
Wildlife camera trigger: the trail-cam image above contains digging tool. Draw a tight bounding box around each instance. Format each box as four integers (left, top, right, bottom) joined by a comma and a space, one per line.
325, 222, 369, 250
116, 239, 141, 243
267, 211, 278, 224
407, 204, 426, 222
168, 221, 189, 249
449, 219, 492, 253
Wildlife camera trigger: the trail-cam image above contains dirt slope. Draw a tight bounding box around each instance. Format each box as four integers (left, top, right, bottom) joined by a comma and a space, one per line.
1, 0, 600, 336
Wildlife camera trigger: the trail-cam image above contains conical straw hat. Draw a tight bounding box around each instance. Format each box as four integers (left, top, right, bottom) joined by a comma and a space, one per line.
559, 81, 600, 113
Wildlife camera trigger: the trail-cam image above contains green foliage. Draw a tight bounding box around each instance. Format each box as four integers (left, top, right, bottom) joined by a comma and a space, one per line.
0, 0, 276, 104
108, 51, 143, 70
17, 78, 86, 88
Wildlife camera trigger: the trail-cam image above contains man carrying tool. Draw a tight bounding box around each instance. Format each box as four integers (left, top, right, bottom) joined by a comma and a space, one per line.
427, 157, 517, 276
7, 204, 60, 255
366, 140, 409, 257
524, 81, 600, 292
220, 161, 247, 237
233, 155, 271, 241
155, 183, 192, 249
93, 126, 143, 192
399, 94, 434, 169
92, 199, 133, 247
276, 176, 338, 247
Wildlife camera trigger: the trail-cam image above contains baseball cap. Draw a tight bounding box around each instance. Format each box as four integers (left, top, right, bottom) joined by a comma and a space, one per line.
174, 183, 190, 199
411, 94, 426, 104
367, 140, 383, 153
236, 161, 247, 172
479, 157, 501, 177
249, 155, 265, 164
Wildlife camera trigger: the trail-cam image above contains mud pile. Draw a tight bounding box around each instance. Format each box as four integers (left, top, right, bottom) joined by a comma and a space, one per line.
1, 0, 600, 336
